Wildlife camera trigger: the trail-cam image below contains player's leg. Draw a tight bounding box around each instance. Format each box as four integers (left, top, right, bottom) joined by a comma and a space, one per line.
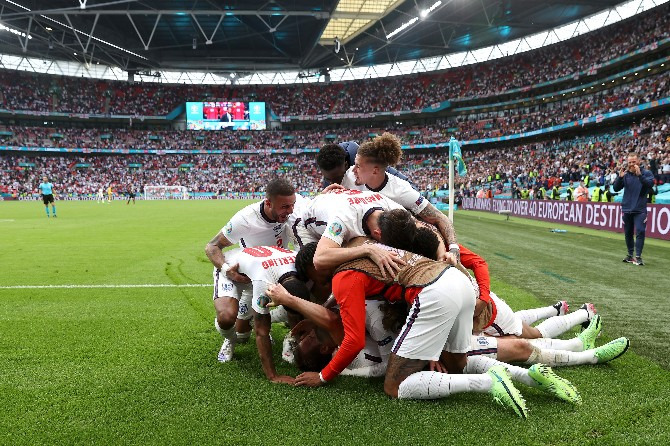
533, 303, 596, 338
465, 355, 581, 404
523, 337, 630, 366
515, 300, 568, 325
529, 314, 602, 351
51, 196, 56, 217
392, 270, 527, 417
213, 296, 239, 362
212, 268, 246, 362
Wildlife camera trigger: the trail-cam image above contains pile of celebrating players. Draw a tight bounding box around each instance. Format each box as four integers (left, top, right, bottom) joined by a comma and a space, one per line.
204, 133, 630, 418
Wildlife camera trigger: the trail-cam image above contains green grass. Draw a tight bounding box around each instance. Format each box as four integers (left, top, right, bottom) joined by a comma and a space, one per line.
1, 200, 669, 445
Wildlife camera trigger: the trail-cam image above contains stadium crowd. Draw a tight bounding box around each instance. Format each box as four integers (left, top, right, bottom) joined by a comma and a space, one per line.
2, 115, 668, 198
0, 3, 667, 117
1, 68, 668, 154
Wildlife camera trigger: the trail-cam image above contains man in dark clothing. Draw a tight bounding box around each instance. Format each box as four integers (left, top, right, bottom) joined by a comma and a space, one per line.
316, 141, 416, 189
613, 152, 655, 266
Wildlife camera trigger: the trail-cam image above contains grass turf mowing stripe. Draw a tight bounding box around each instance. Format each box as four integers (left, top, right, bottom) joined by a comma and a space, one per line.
493, 252, 514, 260
540, 270, 576, 283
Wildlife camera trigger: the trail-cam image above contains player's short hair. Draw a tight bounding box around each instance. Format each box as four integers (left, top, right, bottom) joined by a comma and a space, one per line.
317, 144, 347, 171
280, 276, 311, 316
266, 178, 295, 199
378, 209, 439, 259
357, 132, 402, 167
295, 242, 318, 282
294, 336, 332, 372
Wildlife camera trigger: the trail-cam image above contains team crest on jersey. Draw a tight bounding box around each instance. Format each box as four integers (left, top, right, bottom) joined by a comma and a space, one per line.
224, 222, 233, 235
477, 337, 490, 346
328, 222, 343, 237
415, 196, 424, 206
257, 294, 270, 308
223, 283, 234, 292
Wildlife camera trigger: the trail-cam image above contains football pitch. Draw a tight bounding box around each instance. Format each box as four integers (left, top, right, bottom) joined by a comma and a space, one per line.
1, 200, 669, 445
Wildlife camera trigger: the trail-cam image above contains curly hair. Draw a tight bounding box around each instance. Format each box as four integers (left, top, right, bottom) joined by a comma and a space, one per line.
317, 144, 348, 171
357, 132, 402, 167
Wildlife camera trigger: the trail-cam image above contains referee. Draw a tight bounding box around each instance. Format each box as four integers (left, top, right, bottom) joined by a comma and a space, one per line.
38, 176, 57, 218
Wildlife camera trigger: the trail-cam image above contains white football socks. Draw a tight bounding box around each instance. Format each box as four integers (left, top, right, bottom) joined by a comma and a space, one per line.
515, 305, 558, 325
465, 355, 536, 388
214, 318, 237, 343
524, 346, 596, 366
270, 305, 289, 324
535, 309, 589, 338
528, 336, 584, 352
397, 371, 492, 399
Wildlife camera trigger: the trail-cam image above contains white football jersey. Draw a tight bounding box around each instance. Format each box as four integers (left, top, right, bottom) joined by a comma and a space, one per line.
220, 200, 290, 248
300, 189, 403, 246
286, 193, 312, 248
226, 246, 298, 315
341, 167, 429, 215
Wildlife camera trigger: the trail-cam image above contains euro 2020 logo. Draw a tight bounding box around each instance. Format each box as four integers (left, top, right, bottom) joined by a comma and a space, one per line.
257, 294, 270, 308
329, 222, 343, 237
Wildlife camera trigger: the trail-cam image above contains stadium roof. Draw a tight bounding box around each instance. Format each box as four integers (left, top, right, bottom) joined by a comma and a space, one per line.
0, 0, 654, 75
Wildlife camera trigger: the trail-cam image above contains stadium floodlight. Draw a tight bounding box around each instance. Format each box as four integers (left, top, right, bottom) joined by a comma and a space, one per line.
0, 22, 33, 39
386, 17, 419, 39
420, 1, 442, 19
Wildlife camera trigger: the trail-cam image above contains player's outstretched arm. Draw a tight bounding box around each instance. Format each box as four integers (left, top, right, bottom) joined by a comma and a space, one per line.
254, 312, 295, 384
266, 284, 344, 343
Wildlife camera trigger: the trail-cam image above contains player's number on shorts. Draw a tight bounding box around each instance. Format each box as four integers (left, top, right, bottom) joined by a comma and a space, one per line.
242, 246, 293, 257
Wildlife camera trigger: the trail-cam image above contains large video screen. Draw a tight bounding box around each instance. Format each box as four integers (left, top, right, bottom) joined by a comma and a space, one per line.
186, 101, 266, 130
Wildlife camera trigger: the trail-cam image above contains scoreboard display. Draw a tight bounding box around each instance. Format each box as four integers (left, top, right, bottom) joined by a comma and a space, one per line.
186, 101, 266, 130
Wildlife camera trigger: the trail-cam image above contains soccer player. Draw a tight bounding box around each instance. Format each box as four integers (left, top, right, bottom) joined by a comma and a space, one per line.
267, 285, 587, 405
339, 133, 460, 261
126, 185, 136, 205
205, 178, 298, 362
292, 188, 407, 281
213, 245, 309, 384
38, 176, 56, 218
107, 184, 113, 203
96, 187, 105, 204
317, 141, 415, 188
281, 237, 533, 417
374, 208, 598, 340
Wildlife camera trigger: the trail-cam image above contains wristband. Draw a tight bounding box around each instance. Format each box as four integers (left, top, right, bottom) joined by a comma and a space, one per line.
448, 244, 460, 251
319, 372, 327, 383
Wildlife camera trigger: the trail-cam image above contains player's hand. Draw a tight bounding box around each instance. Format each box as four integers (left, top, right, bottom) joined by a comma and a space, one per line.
631, 165, 641, 176
266, 283, 291, 307
226, 263, 251, 283
322, 183, 345, 194
439, 250, 458, 265
367, 245, 406, 278
474, 298, 487, 318
270, 375, 296, 385
294, 372, 325, 387
429, 360, 447, 373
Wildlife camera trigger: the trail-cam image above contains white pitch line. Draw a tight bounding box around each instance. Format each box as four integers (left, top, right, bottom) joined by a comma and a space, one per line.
0, 283, 211, 289
0, 219, 15, 222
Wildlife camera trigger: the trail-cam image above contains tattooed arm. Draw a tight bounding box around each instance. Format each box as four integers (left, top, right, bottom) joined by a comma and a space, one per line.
204, 232, 250, 283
